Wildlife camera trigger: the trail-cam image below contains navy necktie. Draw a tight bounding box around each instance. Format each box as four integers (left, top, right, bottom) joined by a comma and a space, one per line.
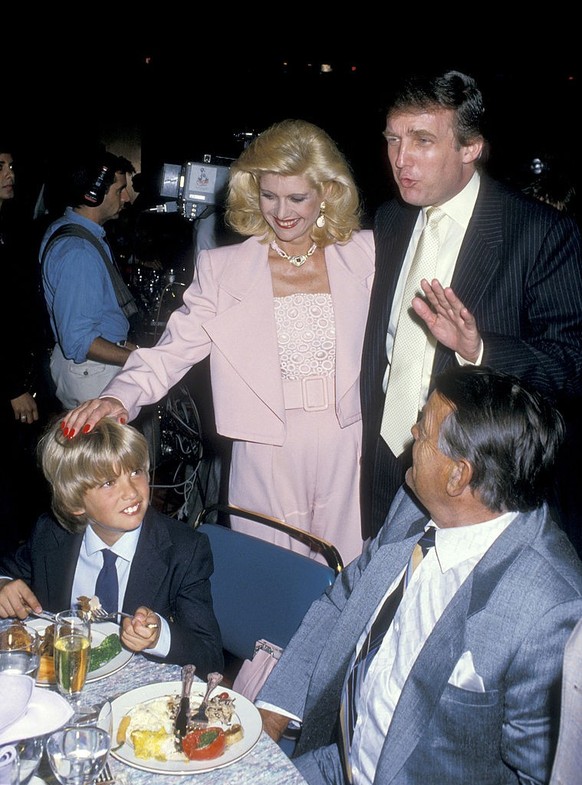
95, 549, 118, 613
339, 527, 436, 782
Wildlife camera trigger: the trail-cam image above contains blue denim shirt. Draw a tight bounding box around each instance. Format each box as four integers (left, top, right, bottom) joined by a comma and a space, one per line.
40, 208, 129, 363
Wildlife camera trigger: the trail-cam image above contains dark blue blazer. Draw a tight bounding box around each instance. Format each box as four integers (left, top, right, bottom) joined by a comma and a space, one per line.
0, 506, 224, 676
360, 174, 582, 538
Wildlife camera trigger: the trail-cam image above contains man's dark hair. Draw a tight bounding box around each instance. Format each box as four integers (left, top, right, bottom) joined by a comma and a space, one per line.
434, 366, 564, 512
66, 147, 134, 208
388, 69, 487, 150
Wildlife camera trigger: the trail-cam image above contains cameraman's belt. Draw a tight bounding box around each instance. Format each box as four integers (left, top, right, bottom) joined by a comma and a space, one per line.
283, 375, 335, 412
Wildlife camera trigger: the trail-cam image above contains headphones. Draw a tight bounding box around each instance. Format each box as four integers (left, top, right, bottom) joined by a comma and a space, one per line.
83, 163, 114, 206
69, 151, 118, 208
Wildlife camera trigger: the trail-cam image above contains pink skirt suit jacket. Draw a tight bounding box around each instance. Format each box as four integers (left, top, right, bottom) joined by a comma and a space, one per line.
102, 232, 375, 562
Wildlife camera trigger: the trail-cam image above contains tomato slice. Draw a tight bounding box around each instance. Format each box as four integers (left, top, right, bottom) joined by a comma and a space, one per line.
182, 727, 226, 760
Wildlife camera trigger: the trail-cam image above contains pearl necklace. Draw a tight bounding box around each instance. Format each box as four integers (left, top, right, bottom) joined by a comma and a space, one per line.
271, 240, 317, 268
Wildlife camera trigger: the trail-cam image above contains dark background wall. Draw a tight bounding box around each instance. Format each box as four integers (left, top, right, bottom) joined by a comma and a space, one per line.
5, 10, 580, 224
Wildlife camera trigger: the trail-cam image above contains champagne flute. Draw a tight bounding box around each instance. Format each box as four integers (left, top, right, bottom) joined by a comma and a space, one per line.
46, 727, 110, 785
53, 609, 91, 721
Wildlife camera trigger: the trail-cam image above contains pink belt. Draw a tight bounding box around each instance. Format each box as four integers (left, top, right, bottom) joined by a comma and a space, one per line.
282, 375, 335, 412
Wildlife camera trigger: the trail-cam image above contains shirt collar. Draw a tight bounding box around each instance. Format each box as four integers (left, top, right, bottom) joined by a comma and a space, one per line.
83, 523, 142, 562
425, 170, 481, 230
429, 510, 518, 572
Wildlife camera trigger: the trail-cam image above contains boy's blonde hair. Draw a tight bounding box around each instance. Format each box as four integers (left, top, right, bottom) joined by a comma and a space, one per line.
38, 416, 150, 534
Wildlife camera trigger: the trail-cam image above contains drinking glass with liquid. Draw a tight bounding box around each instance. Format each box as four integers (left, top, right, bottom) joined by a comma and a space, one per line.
0, 621, 40, 678
53, 609, 91, 721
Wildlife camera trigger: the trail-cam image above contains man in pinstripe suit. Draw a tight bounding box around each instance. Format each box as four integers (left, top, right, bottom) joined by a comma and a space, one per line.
360, 69, 582, 543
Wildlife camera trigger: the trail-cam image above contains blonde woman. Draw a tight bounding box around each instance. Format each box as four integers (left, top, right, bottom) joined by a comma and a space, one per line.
61, 120, 375, 565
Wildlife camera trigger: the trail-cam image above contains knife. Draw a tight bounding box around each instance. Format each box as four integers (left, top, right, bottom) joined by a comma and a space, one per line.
174, 663, 195, 743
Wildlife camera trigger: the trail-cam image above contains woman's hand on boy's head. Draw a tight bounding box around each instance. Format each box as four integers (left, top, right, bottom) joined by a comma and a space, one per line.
0, 578, 42, 620
61, 397, 130, 439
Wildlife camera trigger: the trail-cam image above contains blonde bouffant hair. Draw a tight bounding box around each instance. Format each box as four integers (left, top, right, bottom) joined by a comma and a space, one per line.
225, 119, 362, 246
38, 416, 150, 534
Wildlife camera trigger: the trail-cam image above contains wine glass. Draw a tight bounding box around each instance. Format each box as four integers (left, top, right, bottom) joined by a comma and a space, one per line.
46, 727, 110, 785
53, 609, 91, 721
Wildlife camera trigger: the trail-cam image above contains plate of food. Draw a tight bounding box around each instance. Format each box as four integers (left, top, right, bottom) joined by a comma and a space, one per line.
28, 618, 133, 686
108, 680, 262, 774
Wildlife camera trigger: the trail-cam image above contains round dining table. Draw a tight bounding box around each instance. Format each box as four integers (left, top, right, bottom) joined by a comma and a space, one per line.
37, 652, 308, 785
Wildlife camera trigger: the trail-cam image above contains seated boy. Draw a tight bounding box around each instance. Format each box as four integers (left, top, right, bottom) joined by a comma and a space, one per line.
0, 417, 224, 676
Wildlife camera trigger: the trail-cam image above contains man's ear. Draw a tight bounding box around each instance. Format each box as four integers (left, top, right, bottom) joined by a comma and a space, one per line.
72, 508, 86, 517
447, 458, 473, 496
463, 138, 484, 165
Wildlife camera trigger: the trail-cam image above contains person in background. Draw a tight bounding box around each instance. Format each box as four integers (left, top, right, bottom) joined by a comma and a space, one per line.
40, 146, 140, 410
360, 69, 582, 548
0, 140, 53, 550
59, 119, 375, 566
0, 417, 224, 674
258, 365, 582, 785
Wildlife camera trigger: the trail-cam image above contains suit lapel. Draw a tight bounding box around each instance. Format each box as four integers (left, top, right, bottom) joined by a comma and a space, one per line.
46, 528, 82, 611
203, 239, 285, 419
326, 241, 374, 406
450, 176, 504, 307
123, 509, 173, 613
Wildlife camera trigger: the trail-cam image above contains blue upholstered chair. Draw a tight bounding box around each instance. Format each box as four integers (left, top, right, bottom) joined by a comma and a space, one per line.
193, 503, 344, 756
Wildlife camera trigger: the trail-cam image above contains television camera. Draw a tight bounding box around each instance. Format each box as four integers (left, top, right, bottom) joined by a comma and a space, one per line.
156, 154, 232, 221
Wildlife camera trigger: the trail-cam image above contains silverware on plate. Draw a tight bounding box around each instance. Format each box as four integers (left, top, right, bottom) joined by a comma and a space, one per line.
189, 671, 224, 726
174, 664, 195, 743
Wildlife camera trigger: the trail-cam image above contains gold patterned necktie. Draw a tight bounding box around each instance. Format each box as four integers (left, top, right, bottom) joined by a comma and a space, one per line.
381, 206, 445, 455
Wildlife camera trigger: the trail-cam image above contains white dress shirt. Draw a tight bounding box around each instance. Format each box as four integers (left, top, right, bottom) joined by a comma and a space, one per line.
350, 511, 517, 785
382, 172, 482, 403
71, 523, 171, 658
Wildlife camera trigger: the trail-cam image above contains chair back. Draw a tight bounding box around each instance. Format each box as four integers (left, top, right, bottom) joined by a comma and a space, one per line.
550, 615, 582, 784
197, 521, 337, 662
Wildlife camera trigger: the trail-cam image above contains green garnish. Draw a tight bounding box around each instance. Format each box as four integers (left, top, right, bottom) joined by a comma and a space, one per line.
89, 633, 122, 671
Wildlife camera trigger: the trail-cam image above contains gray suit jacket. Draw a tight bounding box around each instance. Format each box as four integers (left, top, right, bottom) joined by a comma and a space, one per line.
0, 507, 224, 676
258, 489, 582, 784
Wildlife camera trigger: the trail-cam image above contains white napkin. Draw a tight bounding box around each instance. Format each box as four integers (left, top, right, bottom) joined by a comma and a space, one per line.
0, 682, 73, 745
0, 744, 19, 782
0, 674, 34, 731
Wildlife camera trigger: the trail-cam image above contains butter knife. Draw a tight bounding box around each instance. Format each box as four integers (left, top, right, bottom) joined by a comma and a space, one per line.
174, 663, 195, 743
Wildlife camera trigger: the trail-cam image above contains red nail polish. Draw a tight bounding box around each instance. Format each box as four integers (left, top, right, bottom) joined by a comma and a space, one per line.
60, 421, 66, 431
120, 418, 127, 425
68, 428, 76, 438
63, 427, 69, 437
82, 424, 91, 433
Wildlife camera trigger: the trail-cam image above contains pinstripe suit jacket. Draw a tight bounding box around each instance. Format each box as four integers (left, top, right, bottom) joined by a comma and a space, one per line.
360, 174, 582, 538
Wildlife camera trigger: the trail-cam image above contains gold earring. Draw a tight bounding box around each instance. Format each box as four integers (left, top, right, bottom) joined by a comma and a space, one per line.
316, 201, 326, 228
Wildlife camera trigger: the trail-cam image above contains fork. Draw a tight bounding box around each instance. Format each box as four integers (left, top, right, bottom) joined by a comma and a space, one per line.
96, 761, 115, 784
189, 671, 223, 725
92, 608, 159, 629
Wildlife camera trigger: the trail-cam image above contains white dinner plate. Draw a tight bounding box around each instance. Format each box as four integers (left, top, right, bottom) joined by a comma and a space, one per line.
108, 681, 262, 774
28, 619, 133, 686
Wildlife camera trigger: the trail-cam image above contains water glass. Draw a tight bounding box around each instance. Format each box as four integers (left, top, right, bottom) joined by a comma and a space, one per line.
46, 727, 110, 785
0, 621, 41, 678
14, 736, 44, 785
